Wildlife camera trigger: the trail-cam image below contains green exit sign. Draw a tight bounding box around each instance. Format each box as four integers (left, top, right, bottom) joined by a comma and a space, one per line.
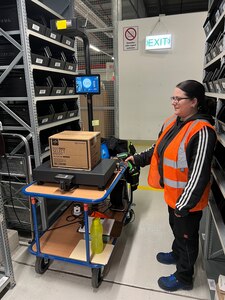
145, 34, 172, 50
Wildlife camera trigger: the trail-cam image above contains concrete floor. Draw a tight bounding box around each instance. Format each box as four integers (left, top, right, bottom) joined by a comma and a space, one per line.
1, 144, 211, 300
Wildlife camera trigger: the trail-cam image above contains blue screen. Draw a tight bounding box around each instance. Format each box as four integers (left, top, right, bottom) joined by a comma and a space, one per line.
75, 75, 100, 94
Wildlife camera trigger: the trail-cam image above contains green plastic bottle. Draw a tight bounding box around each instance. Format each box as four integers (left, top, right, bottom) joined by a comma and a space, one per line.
90, 217, 103, 254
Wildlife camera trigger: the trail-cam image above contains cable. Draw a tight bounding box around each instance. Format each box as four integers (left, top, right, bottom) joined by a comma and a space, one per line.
46, 211, 84, 232
46, 219, 82, 231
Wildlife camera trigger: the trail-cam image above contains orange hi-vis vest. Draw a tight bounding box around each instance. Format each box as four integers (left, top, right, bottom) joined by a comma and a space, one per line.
148, 115, 215, 211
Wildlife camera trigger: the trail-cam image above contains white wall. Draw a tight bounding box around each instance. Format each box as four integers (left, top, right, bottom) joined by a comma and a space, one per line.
118, 12, 207, 140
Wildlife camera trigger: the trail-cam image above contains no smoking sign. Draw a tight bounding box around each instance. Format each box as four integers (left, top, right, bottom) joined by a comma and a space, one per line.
123, 26, 138, 51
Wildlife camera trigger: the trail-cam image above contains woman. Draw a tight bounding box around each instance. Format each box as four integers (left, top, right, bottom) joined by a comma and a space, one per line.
126, 80, 217, 292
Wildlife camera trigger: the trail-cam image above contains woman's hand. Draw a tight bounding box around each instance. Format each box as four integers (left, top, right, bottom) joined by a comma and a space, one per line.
125, 155, 135, 164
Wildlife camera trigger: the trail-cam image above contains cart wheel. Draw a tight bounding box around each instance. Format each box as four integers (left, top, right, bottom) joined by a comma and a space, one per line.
35, 257, 51, 274
124, 208, 134, 225
91, 267, 103, 288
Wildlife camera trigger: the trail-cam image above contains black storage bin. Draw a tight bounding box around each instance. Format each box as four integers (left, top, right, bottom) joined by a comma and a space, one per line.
0, 103, 30, 126
217, 104, 225, 133
37, 102, 54, 125
219, 78, 225, 93
205, 97, 217, 117
34, 86, 51, 97
30, 43, 50, 67
45, 28, 61, 42
47, 76, 66, 96
61, 52, 77, 72
49, 58, 65, 70
208, 81, 216, 93
217, 64, 225, 93
0, 4, 19, 31
214, 141, 225, 171
61, 78, 74, 95
31, 53, 49, 67
51, 86, 66, 96
64, 100, 79, 118
34, 73, 52, 96
27, 18, 47, 35
61, 35, 75, 48
0, 71, 27, 97
65, 86, 74, 95
211, 180, 225, 224
50, 102, 67, 122
203, 20, 212, 37
217, 104, 225, 122
44, 46, 65, 70
214, 79, 222, 93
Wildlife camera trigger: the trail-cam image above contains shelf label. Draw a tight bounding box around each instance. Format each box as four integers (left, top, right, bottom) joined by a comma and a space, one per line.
32, 24, 40, 32
66, 40, 71, 46
41, 118, 48, 124
39, 90, 46, 94
50, 33, 56, 39
36, 58, 43, 64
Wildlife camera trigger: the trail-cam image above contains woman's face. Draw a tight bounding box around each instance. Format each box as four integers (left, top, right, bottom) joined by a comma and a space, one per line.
171, 87, 198, 121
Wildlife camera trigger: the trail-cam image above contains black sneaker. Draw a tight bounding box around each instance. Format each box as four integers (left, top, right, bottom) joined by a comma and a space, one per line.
156, 251, 177, 265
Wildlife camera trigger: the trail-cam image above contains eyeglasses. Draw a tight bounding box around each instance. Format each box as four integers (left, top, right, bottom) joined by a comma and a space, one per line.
170, 96, 190, 102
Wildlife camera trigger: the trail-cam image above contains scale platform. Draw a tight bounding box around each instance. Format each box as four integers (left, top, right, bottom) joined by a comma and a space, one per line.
32, 159, 117, 190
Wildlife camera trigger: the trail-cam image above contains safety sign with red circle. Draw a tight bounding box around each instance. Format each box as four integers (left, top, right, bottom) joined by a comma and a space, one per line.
123, 26, 138, 51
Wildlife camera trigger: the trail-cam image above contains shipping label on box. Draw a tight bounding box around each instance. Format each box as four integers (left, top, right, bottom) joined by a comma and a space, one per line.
49, 131, 101, 170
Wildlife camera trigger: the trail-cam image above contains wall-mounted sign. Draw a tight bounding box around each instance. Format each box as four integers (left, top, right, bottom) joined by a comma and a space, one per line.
123, 26, 139, 51
145, 34, 172, 50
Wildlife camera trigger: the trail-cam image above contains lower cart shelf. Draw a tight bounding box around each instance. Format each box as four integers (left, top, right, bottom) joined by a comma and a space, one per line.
70, 240, 114, 265
31, 205, 115, 264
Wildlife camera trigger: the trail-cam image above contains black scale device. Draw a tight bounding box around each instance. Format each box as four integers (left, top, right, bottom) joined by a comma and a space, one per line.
33, 159, 117, 191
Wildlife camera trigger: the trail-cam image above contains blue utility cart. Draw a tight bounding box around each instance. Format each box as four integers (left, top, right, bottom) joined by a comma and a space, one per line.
23, 162, 134, 288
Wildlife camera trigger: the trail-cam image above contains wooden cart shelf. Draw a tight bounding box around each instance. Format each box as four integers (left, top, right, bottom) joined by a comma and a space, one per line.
32, 206, 115, 264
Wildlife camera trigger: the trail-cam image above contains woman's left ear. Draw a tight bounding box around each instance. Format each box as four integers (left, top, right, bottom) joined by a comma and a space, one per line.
192, 98, 198, 108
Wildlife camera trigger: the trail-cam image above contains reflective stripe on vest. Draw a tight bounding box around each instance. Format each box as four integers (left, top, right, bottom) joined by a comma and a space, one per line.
163, 120, 202, 188
164, 178, 186, 188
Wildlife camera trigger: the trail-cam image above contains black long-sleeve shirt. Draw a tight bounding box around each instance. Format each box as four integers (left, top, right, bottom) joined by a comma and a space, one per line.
133, 114, 217, 216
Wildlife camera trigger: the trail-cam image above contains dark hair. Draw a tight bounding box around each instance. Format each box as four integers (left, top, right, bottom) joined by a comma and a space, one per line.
176, 80, 206, 113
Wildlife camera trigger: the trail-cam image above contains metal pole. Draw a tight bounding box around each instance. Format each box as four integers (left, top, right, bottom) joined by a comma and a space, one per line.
112, 0, 122, 138
75, 32, 94, 131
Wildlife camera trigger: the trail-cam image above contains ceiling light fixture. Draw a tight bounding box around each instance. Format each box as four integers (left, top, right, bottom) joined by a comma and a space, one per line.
89, 44, 101, 52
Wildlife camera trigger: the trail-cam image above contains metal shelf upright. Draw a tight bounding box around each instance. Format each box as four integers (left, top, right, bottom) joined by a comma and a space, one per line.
0, 184, 16, 292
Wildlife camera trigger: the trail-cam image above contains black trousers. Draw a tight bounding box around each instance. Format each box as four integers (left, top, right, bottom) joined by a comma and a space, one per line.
168, 206, 202, 284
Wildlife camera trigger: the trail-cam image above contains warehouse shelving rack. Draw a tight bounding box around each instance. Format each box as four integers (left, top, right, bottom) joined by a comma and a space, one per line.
0, 0, 80, 231
202, 0, 225, 297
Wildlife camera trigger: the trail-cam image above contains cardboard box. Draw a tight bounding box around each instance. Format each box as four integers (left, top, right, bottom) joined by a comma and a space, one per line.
216, 284, 225, 300
81, 109, 114, 138
80, 86, 114, 138
80, 90, 110, 107
49, 131, 101, 170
